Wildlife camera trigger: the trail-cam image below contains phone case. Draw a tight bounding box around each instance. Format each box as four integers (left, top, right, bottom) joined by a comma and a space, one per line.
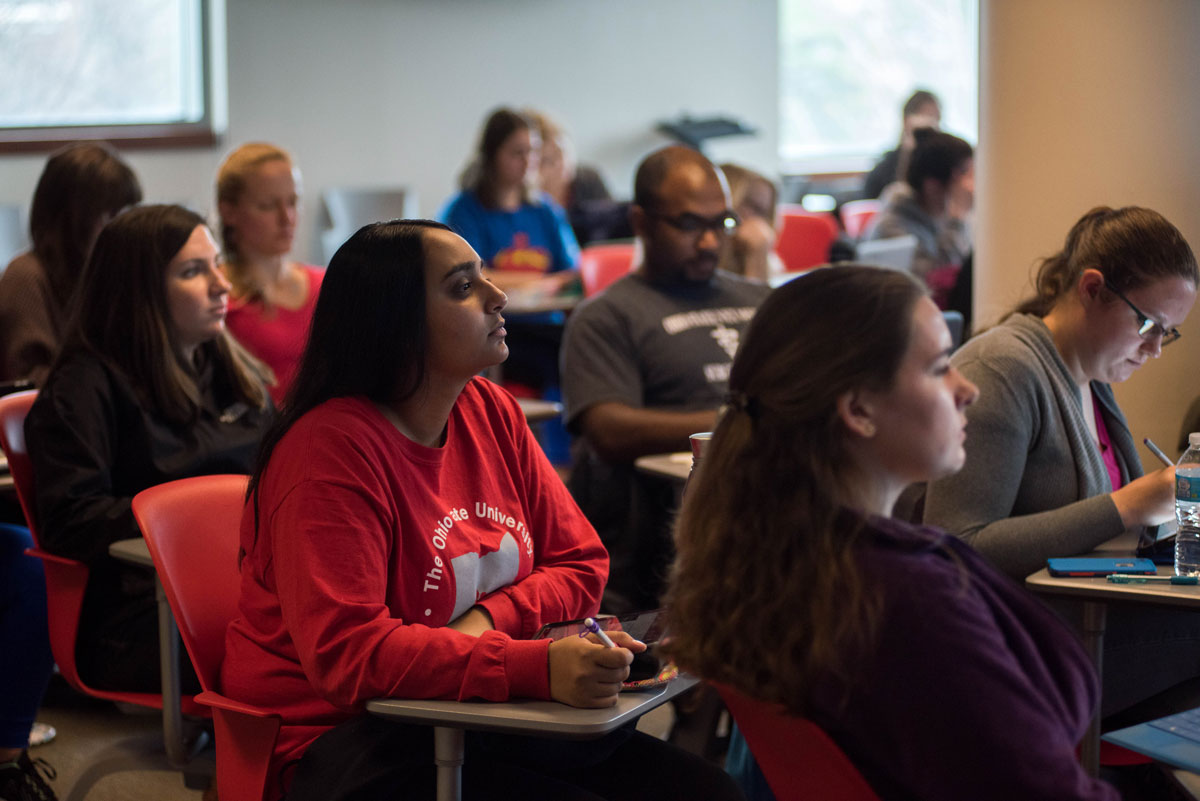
1046, 557, 1157, 577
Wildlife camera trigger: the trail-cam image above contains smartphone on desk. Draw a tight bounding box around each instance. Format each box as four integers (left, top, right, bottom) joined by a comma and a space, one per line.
535, 609, 669, 685
1046, 557, 1157, 577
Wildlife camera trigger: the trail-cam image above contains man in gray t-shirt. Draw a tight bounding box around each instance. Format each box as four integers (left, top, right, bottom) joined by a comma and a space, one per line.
561, 146, 771, 612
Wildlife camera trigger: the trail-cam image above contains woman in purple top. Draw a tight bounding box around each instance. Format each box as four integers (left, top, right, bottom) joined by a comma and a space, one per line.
664, 265, 1118, 800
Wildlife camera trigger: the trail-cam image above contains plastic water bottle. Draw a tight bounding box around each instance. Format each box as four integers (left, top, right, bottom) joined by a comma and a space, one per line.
1175, 433, 1200, 576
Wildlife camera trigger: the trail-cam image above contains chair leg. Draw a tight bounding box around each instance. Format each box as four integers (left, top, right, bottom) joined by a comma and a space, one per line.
433, 726, 465, 801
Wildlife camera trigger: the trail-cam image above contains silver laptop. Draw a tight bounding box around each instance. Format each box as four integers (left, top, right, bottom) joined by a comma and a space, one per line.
854, 235, 919, 272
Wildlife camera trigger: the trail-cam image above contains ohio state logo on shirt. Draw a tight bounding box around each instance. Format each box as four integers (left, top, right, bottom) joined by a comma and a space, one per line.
420, 500, 535, 622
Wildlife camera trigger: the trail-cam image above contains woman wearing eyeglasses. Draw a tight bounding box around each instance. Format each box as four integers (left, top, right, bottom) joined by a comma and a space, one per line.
924, 206, 1200, 720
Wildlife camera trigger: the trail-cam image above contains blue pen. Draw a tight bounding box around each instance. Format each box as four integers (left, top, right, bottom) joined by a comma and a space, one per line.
1144, 437, 1175, 469
1107, 574, 1199, 585
581, 616, 616, 648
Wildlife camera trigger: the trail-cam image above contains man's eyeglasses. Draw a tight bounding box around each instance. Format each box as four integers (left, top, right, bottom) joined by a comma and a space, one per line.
1104, 279, 1181, 346
647, 210, 740, 237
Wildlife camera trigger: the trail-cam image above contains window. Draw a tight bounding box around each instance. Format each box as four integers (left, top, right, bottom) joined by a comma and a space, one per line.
0, 0, 222, 151
779, 0, 978, 173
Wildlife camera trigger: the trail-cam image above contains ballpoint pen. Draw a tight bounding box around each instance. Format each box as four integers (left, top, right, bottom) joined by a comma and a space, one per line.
1144, 437, 1175, 469
581, 616, 617, 647
1107, 574, 1199, 585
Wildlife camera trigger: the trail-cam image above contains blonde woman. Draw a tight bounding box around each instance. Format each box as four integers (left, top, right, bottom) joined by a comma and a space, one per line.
216, 142, 322, 402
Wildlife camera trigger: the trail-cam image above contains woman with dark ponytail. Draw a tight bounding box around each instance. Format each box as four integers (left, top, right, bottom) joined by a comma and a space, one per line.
925, 206, 1200, 719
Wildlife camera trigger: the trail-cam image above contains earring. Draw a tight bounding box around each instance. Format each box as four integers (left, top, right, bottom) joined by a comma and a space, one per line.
861, 422, 876, 437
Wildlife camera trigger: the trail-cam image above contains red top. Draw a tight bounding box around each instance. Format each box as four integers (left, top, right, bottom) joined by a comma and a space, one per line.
221, 378, 607, 797
225, 265, 323, 404
1092, 388, 1124, 492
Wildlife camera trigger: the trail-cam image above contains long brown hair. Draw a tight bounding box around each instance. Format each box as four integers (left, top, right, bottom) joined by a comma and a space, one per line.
460, 107, 535, 209
662, 266, 926, 715
54, 204, 270, 424
1012, 206, 1199, 318
29, 142, 142, 313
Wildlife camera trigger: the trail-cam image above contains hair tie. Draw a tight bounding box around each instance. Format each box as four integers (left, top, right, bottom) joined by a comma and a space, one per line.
725, 390, 758, 419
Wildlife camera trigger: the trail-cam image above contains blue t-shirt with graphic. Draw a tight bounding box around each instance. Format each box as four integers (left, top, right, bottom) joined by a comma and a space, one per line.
439, 190, 580, 274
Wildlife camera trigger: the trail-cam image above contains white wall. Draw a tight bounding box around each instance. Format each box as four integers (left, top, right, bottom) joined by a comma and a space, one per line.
977, 0, 1200, 457
0, 0, 780, 264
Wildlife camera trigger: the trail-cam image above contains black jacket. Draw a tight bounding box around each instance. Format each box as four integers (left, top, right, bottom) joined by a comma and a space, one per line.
27, 348, 272, 657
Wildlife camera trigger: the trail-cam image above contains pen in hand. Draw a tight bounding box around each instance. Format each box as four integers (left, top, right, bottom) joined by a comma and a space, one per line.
1144, 437, 1175, 469
581, 617, 616, 648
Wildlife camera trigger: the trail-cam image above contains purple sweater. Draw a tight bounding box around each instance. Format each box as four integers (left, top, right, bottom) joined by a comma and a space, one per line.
808, 515, 1117, 800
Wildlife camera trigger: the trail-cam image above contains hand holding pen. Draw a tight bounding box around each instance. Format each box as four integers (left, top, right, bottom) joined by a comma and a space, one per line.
546, 617, 645, 708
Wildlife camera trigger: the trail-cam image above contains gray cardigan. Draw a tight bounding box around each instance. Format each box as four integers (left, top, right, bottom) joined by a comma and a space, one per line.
923, 314, 1143, 580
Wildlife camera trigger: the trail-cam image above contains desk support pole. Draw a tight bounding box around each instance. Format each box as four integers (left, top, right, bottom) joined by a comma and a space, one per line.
433, 726, 465, 801
156, 577, 187, 768
1080, 600, 1106, 778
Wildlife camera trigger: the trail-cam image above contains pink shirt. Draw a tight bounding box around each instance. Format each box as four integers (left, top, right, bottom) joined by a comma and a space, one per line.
1093, 388, 1124, 491
225, 265, 323, 404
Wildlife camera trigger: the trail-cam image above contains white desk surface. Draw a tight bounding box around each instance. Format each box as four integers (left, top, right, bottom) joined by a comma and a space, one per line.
634, 452, 692, 483
516, 398, 563, 425
368, 675, 696, 740
109, 537, 153, 567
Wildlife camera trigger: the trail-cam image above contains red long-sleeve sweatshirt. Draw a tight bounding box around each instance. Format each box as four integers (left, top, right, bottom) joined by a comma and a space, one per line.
221, 378, 607, 796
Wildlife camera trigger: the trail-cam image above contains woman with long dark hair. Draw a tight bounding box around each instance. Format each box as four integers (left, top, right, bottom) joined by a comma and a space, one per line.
665, 266, 1116, 799
0, 142, 142, 385
863, 128, 973, 302
441, 107, 579, 289
27, 204, 273, 692
221, 220, 740, 801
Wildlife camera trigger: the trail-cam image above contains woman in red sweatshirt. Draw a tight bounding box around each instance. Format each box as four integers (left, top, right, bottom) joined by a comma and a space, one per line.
221, 219, 740, 801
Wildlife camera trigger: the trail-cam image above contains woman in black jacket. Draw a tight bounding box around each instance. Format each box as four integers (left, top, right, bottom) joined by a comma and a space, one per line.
27, 204, 273, 692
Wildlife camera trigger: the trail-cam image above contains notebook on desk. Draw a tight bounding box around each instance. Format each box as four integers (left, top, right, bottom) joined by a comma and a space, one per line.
1104, 706, 1200, 771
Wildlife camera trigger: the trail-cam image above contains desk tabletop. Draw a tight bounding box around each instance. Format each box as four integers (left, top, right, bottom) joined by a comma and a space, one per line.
1026, 565, 1200, 609
109, 537, 153, 567
634, 452, 692, 483
516, 398, 563, 425
367, 675, 696, 740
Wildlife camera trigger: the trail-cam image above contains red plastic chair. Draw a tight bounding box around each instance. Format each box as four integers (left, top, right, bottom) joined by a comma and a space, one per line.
579, 243, 635, 296
774, 206, 839, 273
840, 199, 882, 240
0, 389, 214, 798
0, 389, 208, 714
714, 683, 881, 801
133, 475, 280, 801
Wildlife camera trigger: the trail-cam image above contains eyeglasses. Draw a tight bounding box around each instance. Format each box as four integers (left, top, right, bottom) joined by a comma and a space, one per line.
1104, 279, 1181, 346
647, 210, 740, 237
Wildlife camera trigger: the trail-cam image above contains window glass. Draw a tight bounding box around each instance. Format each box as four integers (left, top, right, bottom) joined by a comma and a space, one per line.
0, 0, 211, 144
779, 0, 978, 170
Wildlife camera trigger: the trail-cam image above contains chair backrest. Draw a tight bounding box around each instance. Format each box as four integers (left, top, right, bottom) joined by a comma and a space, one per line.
774, 206, 839, 273
714, 683, 881, 801
132, 475, 249, 691
0, 389, 39, 538
0, 203, 26, 268
840, 199, 882, 240
319, 186, 418, 263
579, 242, 635, 296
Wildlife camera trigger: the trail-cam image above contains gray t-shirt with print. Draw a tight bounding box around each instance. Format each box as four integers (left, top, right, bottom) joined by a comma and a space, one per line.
560, 269, 770, 609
